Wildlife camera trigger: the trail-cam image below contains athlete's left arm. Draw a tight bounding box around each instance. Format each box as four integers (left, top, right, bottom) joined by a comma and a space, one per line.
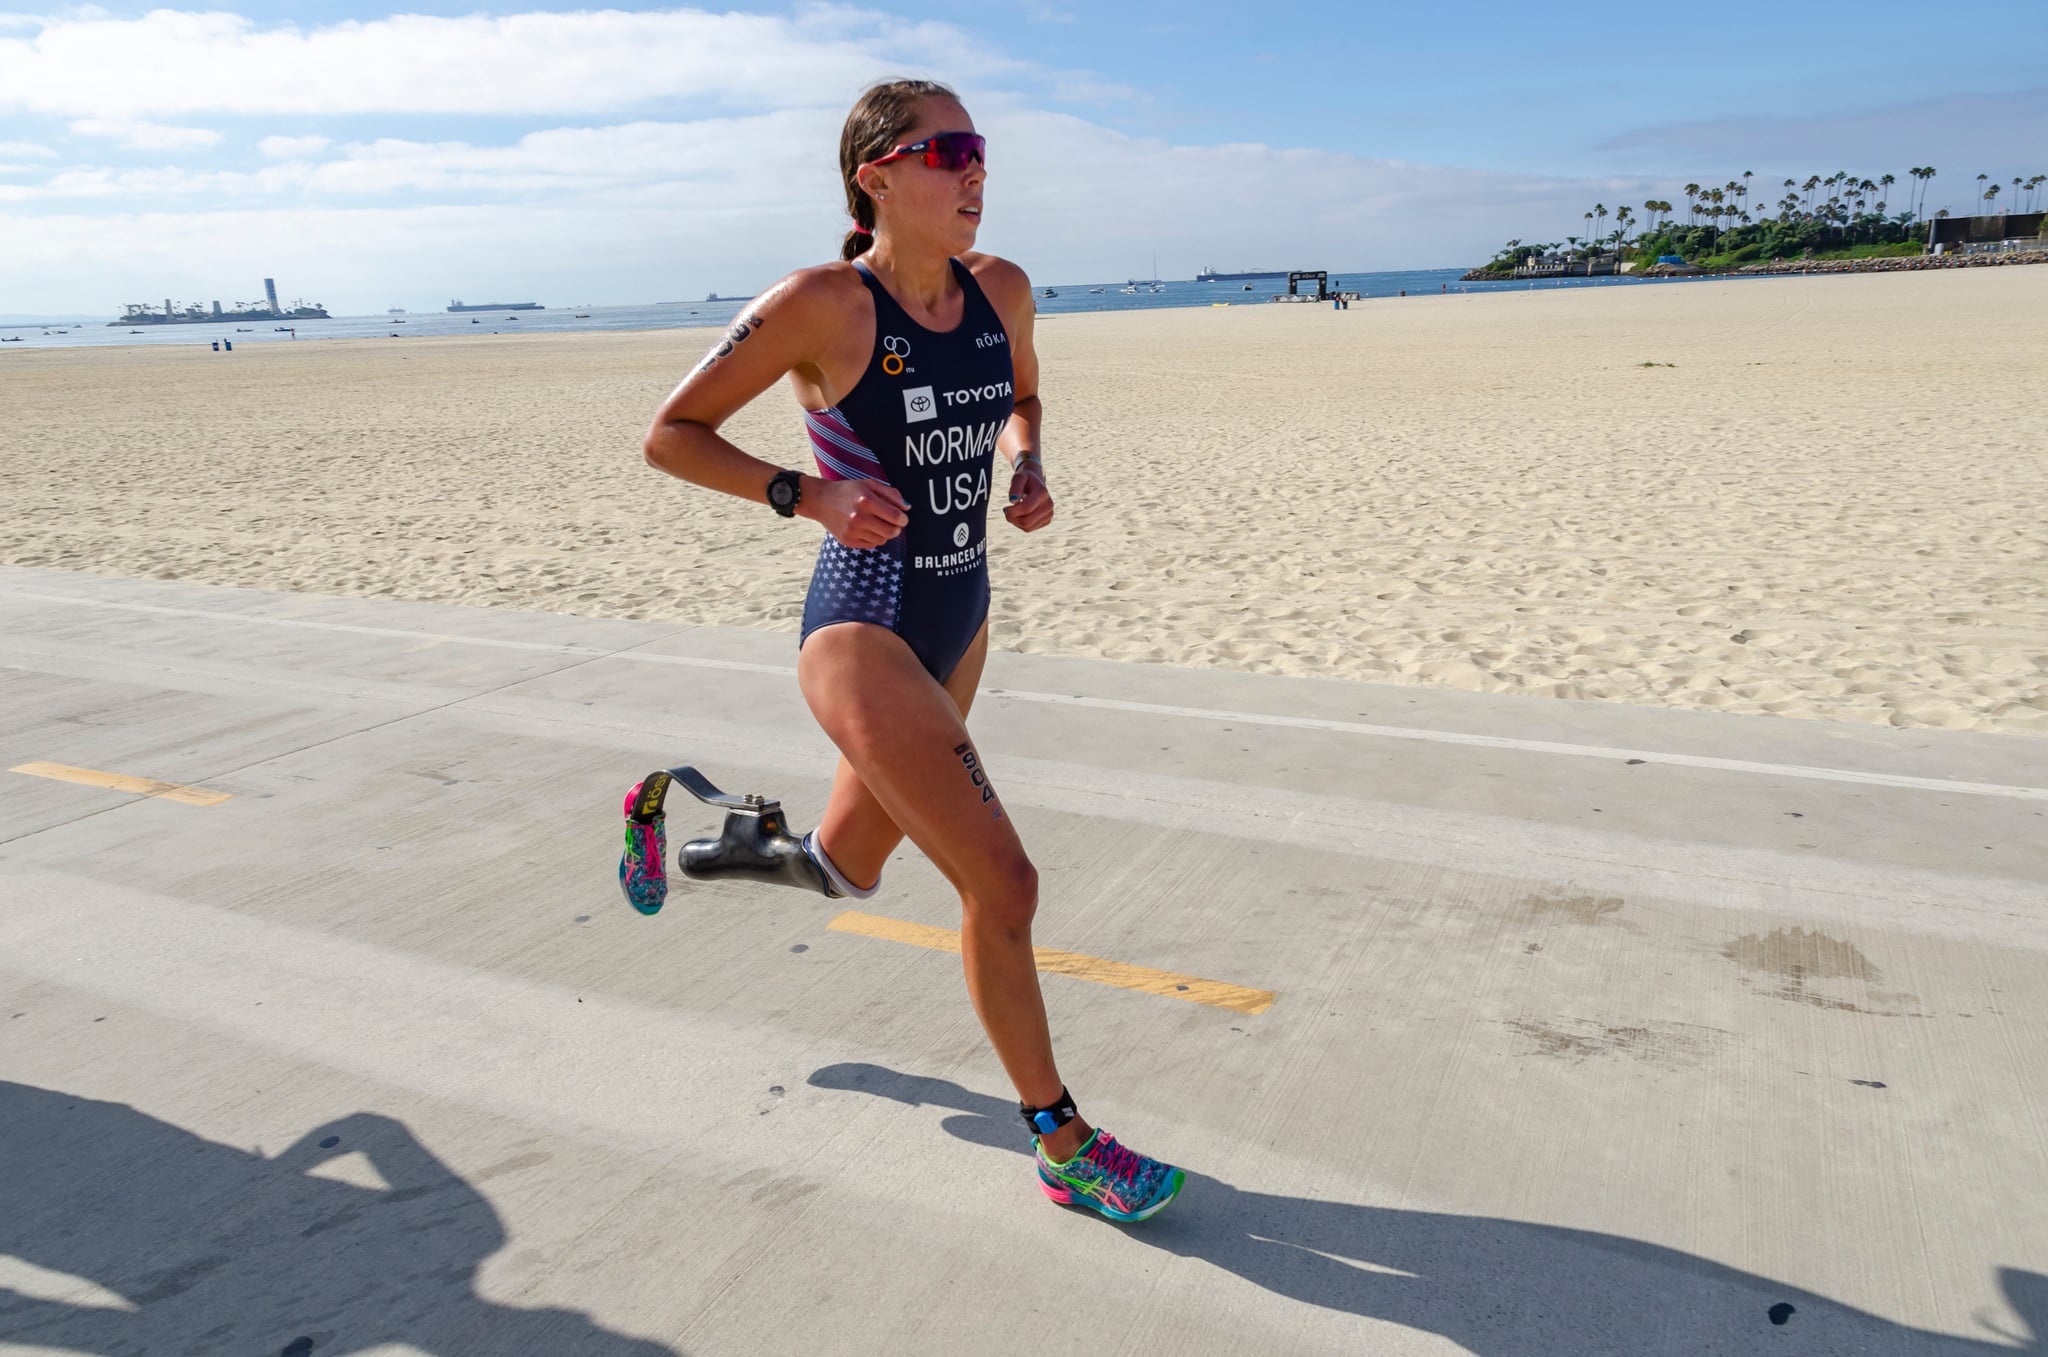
967, 253, 1053, 533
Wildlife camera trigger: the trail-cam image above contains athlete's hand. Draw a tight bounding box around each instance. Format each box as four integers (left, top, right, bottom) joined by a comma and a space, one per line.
1004, 466, 1053, 532
815, 477, 910, 548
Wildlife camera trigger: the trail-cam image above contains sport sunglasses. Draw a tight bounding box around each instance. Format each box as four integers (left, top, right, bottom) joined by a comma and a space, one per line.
864, 131, 986, 172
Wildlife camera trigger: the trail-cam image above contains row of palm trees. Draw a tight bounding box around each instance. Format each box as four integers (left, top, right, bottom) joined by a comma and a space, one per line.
1490, 166, 2045, 272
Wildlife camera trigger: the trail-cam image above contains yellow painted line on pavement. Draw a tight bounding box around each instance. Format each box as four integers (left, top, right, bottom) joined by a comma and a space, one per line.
9, 761, 232, 807
827, 910, 1275, 1015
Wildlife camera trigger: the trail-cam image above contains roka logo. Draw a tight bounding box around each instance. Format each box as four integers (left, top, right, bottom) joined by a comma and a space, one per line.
952, 522, 970, 547
902, 385, 936, 422
882, 335, 912, 376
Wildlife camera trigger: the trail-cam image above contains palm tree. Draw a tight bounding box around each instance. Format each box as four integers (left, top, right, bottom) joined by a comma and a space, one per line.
1985, 182, 2001, 212
1683, 183, 1701, 225
1920, 167, 1937, 221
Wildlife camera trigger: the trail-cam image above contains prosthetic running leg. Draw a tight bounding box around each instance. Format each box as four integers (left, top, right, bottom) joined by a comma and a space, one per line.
623, 766, 875, 905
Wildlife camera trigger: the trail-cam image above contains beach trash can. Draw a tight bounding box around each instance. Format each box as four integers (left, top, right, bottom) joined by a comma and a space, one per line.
211, 341, 219, 351
224, 341, 232, 351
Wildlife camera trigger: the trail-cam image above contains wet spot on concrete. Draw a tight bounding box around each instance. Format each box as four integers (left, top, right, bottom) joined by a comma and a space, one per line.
1768, 1303, 1795, 1326
1625, 758, 1645, 765
1524, 892, 1625, 925
1721, 927, 1916, 1014
282, 1339, 315, 1357
1851, 1079, 1887, 1088
318, 1136, 340, 1148
790, 944, 809, 953
1723, 927, 1872, 981
1505, 1018, 1728, 1069
573, 915, 591, 923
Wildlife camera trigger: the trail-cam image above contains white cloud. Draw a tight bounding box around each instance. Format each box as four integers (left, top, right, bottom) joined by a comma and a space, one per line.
0, 140, 58, 159
0, 7, 1021, 118
69, 118, 223, 150
0, 7, 1675, 311
259, 134, 333, 160
0, 97, 1657, 311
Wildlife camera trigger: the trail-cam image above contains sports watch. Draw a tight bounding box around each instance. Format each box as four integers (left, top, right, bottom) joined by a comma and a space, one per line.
766, 469, 803, 518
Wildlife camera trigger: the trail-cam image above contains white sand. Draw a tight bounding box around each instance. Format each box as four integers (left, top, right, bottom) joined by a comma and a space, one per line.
4, 268, 2044, 735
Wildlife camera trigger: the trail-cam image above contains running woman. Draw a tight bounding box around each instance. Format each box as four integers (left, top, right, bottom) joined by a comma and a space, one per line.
624, 79, 1182, 1222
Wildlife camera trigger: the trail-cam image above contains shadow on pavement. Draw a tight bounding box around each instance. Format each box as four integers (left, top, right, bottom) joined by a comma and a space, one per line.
809, 1062, 2042, 1355
0, 1081, 678, 1357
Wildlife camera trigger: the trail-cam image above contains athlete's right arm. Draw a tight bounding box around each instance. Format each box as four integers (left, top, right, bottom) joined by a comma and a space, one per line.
642, 266, 910, 548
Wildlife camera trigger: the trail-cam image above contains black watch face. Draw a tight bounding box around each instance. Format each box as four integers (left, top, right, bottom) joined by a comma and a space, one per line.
769, 476, 796, 509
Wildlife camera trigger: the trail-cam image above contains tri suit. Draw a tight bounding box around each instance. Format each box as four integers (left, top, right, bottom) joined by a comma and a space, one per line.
799, 258, 1016, 684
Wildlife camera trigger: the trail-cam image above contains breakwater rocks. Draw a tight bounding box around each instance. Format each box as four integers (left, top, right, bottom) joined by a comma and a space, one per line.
1728, 250, 2047, 276
1463, 249, 2047, 284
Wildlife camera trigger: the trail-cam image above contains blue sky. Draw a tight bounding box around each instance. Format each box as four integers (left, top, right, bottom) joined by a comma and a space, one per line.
2, 2, 2042, 315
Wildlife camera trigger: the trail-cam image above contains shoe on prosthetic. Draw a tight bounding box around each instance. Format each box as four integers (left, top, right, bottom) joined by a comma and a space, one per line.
620, 766, 878, 904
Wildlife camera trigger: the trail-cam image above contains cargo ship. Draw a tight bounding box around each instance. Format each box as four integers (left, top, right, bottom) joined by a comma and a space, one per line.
448, 299, 543, 312
1194, 267, 1289, 282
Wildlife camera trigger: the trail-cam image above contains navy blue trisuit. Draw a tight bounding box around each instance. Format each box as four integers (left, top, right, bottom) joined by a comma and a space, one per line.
798, 258, 1016, 684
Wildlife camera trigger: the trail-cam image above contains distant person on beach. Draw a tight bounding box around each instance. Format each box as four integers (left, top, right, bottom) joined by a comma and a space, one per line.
625, 78, 1184, 1223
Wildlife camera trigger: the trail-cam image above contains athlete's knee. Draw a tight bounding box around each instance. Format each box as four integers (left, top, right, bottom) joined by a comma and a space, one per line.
961, 855, 1038, 937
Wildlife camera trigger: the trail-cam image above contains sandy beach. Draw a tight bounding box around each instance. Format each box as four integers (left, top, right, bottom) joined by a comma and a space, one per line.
4, 267, 2044, 735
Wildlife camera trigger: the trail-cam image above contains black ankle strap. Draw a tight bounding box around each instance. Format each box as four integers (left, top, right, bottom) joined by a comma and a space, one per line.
1020, 1087, 1077, 1136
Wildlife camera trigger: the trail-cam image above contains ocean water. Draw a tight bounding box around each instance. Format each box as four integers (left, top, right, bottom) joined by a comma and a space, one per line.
0, 267, 1764, 351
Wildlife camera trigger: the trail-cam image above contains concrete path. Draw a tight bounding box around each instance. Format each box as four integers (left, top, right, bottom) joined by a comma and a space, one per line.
2, 563, 2043, 1356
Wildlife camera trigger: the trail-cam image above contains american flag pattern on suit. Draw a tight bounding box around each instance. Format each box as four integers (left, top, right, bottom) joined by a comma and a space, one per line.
803, 406, 886, 482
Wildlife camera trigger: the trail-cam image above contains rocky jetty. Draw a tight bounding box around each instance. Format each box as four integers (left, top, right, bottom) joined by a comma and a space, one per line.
1727, 250, 2047, 276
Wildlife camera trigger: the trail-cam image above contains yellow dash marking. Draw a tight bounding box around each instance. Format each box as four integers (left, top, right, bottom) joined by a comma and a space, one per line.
9, 762, 232, 807
827, 911, 1275, 1015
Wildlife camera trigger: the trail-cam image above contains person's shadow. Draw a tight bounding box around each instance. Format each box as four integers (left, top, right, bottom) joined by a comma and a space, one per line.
809, 1062, 2044, 1354
0, 1081, 677, 1356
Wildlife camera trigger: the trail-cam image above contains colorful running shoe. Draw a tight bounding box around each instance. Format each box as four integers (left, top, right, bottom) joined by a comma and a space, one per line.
618, 780, 668, 915
1036, 1129, 1185, 1222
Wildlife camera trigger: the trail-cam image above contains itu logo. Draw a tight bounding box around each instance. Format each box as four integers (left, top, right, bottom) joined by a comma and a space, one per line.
882, 335, 912, 377
952, 522, 971, 547
902, 385, 936, 422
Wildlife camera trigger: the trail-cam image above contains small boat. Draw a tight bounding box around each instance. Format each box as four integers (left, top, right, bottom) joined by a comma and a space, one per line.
506, 315, 520, 320
1039, 288, 1057, 298
1088, 287, 1105, 294
1150, 284, 1166, 293
1242, 283, 1252, 290
573, 313, 591, 318
1118, 285, 1137, 294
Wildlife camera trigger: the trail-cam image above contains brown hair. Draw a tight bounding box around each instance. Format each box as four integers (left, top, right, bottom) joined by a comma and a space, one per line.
839, 78, 958, 261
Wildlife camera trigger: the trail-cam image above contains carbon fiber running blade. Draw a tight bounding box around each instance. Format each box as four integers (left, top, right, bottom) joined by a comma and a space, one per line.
666, 765, 777, 815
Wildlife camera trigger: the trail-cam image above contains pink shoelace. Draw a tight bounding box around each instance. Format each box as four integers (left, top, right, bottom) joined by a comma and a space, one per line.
1089, 1133, 1145, 1182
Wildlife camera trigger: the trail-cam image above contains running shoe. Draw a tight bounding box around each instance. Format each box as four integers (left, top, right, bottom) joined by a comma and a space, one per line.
618, 780, 668, 915
1036, 1129, 1185, 1222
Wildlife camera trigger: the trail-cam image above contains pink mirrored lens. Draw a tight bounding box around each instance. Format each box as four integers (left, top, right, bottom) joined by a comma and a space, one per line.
924, 133, 986, 170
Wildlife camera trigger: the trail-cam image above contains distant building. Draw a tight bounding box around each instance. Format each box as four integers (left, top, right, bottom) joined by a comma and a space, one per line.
1514, 253, 1618, 278
1926, 211, 2045, 255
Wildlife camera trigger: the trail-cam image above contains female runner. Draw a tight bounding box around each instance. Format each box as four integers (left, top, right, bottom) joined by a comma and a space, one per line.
623, 79, 1182, 1222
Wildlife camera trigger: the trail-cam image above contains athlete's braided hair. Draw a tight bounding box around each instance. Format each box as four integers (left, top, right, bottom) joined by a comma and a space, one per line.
839, 78, 957, 261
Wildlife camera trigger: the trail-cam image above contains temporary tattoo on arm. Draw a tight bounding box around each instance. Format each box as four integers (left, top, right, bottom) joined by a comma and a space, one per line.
689, 309, 767, 377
